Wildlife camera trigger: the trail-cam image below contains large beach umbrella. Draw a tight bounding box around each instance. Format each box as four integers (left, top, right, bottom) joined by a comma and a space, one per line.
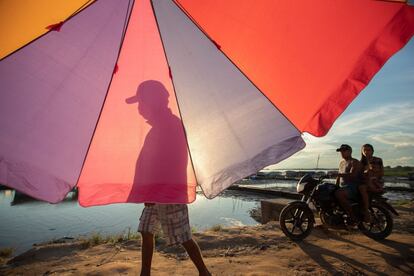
0, 0, 413, 206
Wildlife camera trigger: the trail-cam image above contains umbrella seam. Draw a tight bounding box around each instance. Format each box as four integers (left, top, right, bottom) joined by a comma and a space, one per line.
302, 4, 414, 137
0, 0, 96, 62
150, 0, 204, 193
171, 0, 302, 135
74, 0, 136, 190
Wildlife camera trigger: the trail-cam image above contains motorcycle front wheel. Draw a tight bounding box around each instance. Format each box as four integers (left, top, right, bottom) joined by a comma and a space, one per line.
358, 203, 393, 240
279, 203, 314, 241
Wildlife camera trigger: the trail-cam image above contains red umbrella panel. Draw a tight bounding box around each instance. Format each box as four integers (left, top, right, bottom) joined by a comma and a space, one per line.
0, 0, 413, 206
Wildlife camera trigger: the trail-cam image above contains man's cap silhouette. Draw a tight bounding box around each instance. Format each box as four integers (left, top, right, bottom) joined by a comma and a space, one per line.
126, 80, 169, 104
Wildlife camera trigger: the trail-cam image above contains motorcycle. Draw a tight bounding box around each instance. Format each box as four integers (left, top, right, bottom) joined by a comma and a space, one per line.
279, 174, 398, 241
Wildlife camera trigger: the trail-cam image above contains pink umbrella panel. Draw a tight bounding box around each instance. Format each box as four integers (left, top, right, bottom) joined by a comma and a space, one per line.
0, 0, 413, 206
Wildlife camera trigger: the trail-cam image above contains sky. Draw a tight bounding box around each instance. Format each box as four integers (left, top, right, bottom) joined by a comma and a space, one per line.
270, 35, 414, 170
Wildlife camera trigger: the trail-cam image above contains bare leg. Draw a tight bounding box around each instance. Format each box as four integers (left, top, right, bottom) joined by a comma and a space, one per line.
359, 185, 370, 222
140, 232, 154, 276
181, 239, 211, 276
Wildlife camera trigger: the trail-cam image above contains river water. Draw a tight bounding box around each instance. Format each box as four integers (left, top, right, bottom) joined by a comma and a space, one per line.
0, 189, 268, 255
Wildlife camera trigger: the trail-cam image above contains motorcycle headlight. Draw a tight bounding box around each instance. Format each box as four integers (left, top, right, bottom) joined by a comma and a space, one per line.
297, 182, 307, 193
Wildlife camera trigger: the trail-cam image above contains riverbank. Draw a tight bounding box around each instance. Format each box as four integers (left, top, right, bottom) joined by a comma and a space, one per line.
1, 201, 413, 275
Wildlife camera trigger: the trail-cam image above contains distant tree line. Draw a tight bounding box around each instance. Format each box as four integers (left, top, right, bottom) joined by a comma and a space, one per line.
384, 166, 414, 177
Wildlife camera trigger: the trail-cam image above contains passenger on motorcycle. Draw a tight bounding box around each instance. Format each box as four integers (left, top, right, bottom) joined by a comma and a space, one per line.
358, 144, 384, 222
360, 144, 384, 193
334, 144, 364, 223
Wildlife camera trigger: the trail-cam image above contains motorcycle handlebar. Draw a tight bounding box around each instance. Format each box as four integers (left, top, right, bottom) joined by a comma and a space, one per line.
318, 175, 328, 182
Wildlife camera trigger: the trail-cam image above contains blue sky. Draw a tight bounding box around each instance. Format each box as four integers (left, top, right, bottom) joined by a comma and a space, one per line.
271, 36, 414, 169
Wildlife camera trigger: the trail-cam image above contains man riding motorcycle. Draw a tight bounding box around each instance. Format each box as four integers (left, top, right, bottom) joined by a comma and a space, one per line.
334, 144, 370, 223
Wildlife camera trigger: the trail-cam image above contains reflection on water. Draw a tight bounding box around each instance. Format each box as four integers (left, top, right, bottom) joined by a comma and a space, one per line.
10, 190, 79, 206
0, 189, 265, 255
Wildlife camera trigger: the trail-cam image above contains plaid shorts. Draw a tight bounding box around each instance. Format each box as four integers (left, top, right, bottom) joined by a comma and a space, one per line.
138, 204, 192, 246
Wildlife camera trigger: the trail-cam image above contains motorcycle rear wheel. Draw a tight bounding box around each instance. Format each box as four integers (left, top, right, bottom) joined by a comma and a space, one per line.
279, 203, 314, 241
358, 203, 393, 240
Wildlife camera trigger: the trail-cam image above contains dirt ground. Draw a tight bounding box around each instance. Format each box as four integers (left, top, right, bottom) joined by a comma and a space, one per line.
1, 203, 413, 276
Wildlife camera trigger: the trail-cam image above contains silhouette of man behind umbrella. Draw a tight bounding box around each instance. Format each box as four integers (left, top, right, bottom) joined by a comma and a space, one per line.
126, 80, 188, 203
125, 81, 210, 276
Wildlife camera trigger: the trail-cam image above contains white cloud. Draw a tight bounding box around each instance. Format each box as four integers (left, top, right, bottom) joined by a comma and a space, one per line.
370, 132, 414, 148
270, 102, 414, 169
329, 103, 414, 137
386, 156, 414, 167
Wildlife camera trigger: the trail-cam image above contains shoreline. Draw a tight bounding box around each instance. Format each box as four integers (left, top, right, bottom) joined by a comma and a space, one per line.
1, 201, 413, 275
237, 176, 414, 184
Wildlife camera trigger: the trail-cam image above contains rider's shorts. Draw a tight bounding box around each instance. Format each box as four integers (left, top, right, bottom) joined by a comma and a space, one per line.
339, 183, 359, 201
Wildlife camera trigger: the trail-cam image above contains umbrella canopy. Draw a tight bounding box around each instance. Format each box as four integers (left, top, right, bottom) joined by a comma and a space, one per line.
0, 0, 413, 206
